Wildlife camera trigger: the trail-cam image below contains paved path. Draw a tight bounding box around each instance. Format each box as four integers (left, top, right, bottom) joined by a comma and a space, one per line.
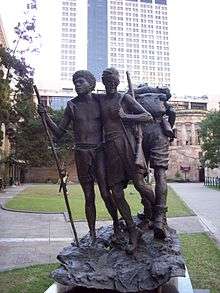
170, 183, 220, 245
0, 184, 210, 271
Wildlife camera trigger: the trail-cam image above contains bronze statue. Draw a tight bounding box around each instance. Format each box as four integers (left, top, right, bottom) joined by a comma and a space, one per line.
49, 69, 185, 292
38, 70, 119, 242
100, 67, 155, 253
134, 85, 176, 239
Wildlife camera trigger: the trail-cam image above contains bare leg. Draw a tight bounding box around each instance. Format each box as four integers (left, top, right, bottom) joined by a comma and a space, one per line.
153, 168, 168, 239
133, 173, 155, 221
96, 151, 119, 234
80, 181, 96, 242
111, 183, 140, 253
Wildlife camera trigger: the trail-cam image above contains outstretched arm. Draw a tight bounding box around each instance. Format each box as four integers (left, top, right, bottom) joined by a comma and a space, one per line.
38, 104, 71, 139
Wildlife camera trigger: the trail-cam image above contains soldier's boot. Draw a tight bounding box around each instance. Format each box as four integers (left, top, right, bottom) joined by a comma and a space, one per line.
153, 205, 168, 240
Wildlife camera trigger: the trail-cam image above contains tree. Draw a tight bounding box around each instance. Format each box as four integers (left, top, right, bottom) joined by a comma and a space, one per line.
0, 0, 39, 147
14, 108, 74, 167
1, 0, 73, 169
200, 111, 220, 169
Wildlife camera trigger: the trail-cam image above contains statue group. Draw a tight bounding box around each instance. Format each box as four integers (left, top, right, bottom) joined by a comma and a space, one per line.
39, 68, 185, 292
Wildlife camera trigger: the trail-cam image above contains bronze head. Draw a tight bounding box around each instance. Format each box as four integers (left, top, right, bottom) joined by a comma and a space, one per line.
72, 70, 96, 96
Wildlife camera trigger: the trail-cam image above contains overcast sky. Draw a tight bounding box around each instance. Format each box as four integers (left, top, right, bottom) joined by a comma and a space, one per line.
1, 0, 220, 97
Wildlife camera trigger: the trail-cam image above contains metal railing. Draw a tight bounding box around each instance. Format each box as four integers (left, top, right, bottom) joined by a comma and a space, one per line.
204, 176, 220, 189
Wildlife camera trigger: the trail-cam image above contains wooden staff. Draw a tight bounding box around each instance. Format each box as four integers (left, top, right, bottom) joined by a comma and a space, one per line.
33, 85, 79, 247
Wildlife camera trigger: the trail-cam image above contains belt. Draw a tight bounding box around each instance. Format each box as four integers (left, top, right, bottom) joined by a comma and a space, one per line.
74, 143, 100, 150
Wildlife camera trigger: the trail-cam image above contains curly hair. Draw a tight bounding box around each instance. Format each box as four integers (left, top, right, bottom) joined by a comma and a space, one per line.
72, 70, 96, 90
102, 67, 120, 86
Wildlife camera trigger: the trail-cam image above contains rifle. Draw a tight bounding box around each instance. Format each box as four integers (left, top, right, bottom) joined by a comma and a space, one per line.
33, 85, 79, 247
126, 71, 147, 170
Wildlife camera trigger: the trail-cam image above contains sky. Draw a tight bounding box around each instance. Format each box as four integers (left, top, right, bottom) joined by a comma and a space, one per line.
1, 0, 220, 97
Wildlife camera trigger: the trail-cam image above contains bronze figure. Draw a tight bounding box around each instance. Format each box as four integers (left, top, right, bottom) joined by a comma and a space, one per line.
135, 85, 176, 239
38, 70, 119, 242
100, 67, 155, 253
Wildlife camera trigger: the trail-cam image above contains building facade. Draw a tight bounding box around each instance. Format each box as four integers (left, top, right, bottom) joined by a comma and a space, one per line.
60, 0, 87, 83
168, 96, 208, 182
55, 0, 170, 86
0, 15, 7, 47
87, 0, 108, 80
106, 0, 170, 85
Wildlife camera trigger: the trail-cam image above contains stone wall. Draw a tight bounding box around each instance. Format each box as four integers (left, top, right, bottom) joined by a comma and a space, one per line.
25, 158, 78, 183
167, 110, 207, 182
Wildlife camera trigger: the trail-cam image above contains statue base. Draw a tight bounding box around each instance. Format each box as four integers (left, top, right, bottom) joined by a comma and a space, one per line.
51, 219, 185, 292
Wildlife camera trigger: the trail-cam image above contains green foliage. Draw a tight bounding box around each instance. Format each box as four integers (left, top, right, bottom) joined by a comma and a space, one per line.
0, 0, 44, 165
52, 108, 75, 162
0, 2, 71, 167
0, 0, 39, 148
14, 117, 54, 167
200, 111, 220, 168
175, 171, 182, 178
14, 108, 74, 167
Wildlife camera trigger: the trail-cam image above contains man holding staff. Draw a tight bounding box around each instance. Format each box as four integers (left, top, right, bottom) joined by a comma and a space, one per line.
38, 70, 119, 243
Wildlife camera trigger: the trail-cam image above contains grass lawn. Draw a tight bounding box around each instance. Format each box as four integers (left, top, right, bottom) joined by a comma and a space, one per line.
207, 186, 220, 192
4, 184, 193, 219
0, 233, 219, 293
5, 184, 193, 218
0, 263, 58, 293
180, 233, 220, 293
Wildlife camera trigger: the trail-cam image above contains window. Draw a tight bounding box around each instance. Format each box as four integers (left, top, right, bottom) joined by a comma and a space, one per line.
155, 0, 167, 4
140, 0, 152, 3
191, 102, 207, 110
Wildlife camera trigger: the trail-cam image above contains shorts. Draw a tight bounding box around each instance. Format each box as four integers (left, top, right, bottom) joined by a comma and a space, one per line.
142, 122, 169, 170
75, 148, 98, 183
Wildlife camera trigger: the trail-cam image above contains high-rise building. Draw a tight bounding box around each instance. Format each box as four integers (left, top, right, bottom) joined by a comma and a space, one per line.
57, 0, 170, 86
88, 0, 108, 80
0, 15, 7, 47
60, 0, 87, 83
88, 0, 170, 85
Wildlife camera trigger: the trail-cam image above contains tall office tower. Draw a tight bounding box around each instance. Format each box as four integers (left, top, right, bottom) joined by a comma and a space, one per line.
60, 0, 87, 84
107, 0, 170, 85
43, 0, 170, 87
88, 0, 170, 86
0, 15, 7, 47
88, 0, 108, 80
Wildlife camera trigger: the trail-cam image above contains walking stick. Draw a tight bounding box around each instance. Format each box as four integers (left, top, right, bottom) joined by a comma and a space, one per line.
33, 85, 79, 247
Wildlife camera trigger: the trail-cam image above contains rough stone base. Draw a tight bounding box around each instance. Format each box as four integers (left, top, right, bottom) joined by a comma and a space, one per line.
52, 220, 185, 292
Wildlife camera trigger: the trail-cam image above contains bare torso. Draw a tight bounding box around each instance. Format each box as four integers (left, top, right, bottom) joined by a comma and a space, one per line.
61, 94, 103, 145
